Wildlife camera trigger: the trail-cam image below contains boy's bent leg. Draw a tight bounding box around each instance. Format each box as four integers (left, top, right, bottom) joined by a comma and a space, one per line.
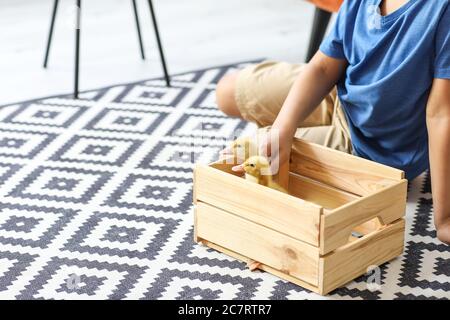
294, 125, 333, 146
292, 99, 353, 155
216, 72, 242, 118
292, 123, 352, 155
218, 60, 335, 128
437, 221, 450, 244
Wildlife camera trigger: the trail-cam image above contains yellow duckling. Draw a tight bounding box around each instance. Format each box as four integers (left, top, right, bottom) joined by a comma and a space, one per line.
243, 156, 287, 193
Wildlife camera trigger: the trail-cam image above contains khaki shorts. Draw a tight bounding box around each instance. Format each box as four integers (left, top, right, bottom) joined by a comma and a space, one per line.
235, 60, 353, 154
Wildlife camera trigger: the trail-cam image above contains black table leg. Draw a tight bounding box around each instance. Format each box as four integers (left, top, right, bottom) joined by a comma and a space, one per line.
43, 0, 59, 68
74, 0, 81, 99
132, 0, 146, 60
148, 0, 170, 87
306, 7, 332, 62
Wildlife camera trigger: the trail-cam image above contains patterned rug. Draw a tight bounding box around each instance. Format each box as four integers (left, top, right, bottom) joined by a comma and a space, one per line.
0, 62, 448, 300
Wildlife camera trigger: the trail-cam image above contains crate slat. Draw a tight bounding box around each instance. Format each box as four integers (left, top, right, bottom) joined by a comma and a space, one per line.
198, 239, 320, 294
194, 164, 322, 246
288, 173, 359, 210
290, 139, 405, 196
318, 219, 405, 295
195, 202, 320, 286
319, 179, 407, 254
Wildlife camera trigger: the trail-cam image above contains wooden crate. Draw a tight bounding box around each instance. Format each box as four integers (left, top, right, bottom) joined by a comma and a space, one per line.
193, 138, 407, 295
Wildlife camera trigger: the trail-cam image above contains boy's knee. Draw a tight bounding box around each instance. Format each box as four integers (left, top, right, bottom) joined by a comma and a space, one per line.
436, 220, 450, 245
216, 72, 242, 117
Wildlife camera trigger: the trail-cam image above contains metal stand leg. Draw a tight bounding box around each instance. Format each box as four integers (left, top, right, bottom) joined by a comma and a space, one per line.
74, 0, 81, 99
132, 0, 146, 60
305, 8, 332, 62
43, 0, 59, 68
148, 0, 170, 87
44, 0, 170, 97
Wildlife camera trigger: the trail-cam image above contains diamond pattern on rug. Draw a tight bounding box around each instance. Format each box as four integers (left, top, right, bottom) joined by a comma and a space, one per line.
84, 107, 167, 134
113, 84, 189, 106
105, 174, 192, 213
189, 88, 217, 110
0, 250, 37, 292
0, 62, 448, 300
9, 166, 113, 204
1, 103, 87, 128
0, 203, 77, 248
143, 268, 261, 300
0, 130, 57, 159
62, 211, 179, 259
49, 135, 143, 166
17, 257, 146, 300
169, 229, 245, 270
167, 114, 247, 139
0, 163, 22, 187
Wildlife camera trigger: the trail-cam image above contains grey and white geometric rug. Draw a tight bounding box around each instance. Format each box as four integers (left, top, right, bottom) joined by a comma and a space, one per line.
0, 62, 448, 300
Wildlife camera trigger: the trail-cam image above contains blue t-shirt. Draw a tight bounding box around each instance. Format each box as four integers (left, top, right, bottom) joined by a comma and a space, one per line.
320, 0, 450, 180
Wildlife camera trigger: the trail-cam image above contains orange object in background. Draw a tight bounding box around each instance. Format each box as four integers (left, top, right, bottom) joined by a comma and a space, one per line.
308, 0, 343, 12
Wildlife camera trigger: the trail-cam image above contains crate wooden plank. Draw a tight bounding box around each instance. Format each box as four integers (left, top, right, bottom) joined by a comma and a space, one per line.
197, 239, 320, 294
209, 160, 357, 210
288, 173, 359, 210
290, 138, 405, 196
318, 219, 405, 295
273, 160, 290, 191
319, 179, 407, 254
212, 156, 290, 190
194, 164, 322, 246
196, 202, 320, 286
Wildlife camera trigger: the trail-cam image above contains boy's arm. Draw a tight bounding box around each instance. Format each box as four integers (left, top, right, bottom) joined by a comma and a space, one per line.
271, 51, 347, 161
231, 52, 347, 173
426, 78, 450, 243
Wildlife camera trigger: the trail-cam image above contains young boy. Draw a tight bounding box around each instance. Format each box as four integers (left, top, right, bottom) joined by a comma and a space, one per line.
215, 0, 450, 244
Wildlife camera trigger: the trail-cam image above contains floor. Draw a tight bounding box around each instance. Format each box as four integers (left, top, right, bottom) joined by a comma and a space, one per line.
0, 0, 316, 105
0, 2, 449, 300
0, 62, 447, 299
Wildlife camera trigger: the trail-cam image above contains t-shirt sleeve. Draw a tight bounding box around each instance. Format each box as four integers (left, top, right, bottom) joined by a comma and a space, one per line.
435, 3, 450, 79
319, 0, 351, 60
